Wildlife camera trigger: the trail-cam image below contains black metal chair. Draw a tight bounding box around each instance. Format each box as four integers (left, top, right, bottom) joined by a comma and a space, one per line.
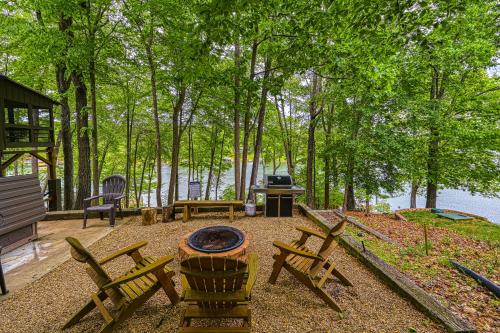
83, 175, 126, 228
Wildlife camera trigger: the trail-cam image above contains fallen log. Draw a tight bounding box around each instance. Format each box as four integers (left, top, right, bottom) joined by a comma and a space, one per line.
394, 212, 408, 222
449, 260, 500, 298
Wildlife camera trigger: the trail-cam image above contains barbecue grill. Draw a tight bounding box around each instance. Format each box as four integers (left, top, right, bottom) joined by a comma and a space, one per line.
251, 175, 305, 217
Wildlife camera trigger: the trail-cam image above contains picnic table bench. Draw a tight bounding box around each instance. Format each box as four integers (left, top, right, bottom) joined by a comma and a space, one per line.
173, 200, 243, 222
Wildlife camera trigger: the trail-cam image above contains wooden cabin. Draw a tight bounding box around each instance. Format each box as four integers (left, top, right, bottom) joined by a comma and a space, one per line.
0, 75, 61, 211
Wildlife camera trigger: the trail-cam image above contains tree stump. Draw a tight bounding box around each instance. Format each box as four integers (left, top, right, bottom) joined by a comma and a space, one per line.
141, 208, 157, 225
162, 205, 175, 223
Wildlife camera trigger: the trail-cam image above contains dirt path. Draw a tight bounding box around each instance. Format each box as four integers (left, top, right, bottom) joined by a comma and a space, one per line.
0, 213, 444, 333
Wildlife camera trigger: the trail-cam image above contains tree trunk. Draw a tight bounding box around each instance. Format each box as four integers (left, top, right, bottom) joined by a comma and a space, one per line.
426, 128, 439, 208
56, 14, 74, 210
97, 142, 110, 181
343, 103, 361, 211
72, 71, 90, 210
133, 132, 140, 206
247, 57, 271, 202
239, 38, 258, 200
425, 68, 445, 208
215, 129, 226, 199
187, 122, 192, 197
124, 83, 135, 208
205, 125, 217, 200
146, 46, 162, 207
410, 182, 418, 208
89, 59, 99, 196
332, 154, 338, 188
344, 154, 356, 211
167, 86, 186, 204
147, 153, 155, 207
324, 155, 330, 209
233, 40, 241, 199
275, 95, 294, 177
306, 73, 320, 208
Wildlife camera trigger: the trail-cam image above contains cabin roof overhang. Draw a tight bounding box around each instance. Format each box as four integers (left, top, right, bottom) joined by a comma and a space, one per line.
0, 75, 59, 107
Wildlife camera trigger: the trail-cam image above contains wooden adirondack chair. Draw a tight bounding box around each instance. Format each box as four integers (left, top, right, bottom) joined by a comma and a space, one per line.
268, 219, 353, 312
179, 254, 258, 332
64, 237, 179, 333
83, 175, 126, 228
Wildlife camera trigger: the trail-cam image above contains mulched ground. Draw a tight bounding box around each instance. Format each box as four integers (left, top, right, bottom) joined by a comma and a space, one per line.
0, 212, 444, 333
320, 211, 499, 333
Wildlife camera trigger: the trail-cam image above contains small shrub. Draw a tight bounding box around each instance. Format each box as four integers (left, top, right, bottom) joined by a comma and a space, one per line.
373, 201, 391, 213
222, 186, 236, 200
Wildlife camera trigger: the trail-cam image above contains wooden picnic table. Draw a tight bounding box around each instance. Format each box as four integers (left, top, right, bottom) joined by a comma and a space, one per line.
173, 200, 243, 222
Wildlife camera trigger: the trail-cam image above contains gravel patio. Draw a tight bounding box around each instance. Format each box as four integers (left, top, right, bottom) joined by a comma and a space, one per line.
0, 213, 445, 333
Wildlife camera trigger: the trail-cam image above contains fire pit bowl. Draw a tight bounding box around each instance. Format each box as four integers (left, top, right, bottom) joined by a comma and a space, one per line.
187, 226, 245, 253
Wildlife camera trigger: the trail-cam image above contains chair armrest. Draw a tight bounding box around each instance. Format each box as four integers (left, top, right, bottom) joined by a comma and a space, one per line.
102, 255, 174, 290
296, 226, 327, 240
98, 241, 148, 265
84, 195, 103, 202
113, 194, 125, 202
272, 241, 322, 260
245, 253, 258, 297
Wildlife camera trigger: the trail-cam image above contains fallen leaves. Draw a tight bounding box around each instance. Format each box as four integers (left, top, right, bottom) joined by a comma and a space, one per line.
320, 210, 500, 333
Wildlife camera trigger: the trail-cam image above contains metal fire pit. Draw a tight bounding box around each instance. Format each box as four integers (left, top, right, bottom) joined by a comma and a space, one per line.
187, 226, 245, 253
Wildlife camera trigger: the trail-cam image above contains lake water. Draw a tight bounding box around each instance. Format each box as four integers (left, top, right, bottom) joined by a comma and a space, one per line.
386, 189, 500, 224
145, 164, 500, 224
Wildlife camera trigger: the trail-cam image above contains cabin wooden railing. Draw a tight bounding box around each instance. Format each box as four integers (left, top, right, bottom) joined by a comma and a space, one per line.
4, 124, 53, 147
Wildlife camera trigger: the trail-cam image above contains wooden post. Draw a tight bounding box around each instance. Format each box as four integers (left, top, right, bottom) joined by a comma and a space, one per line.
141, 207, 157, 225
424, 224, 429, 256
182, 205, 189, 223
162, 205, 174, 223
48, 179, 62, 211
229, 204, 234, 221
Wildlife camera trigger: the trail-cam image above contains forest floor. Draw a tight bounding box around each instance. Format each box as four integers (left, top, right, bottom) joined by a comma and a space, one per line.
319, 210, 499, 333
0, 212, 444, 333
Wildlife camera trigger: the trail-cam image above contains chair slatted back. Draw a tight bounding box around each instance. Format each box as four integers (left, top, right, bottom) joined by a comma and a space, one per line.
180, 256, 247, 308
309, 218, 347, 276
66, 237, 126, 307
102, 175, 126, 204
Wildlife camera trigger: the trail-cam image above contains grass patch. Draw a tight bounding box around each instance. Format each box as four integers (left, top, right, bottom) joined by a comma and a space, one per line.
346, 226, 401, 265
402, 211, 500, 243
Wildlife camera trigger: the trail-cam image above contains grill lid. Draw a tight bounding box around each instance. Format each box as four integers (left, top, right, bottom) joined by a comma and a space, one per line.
265, 175, 293, 188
